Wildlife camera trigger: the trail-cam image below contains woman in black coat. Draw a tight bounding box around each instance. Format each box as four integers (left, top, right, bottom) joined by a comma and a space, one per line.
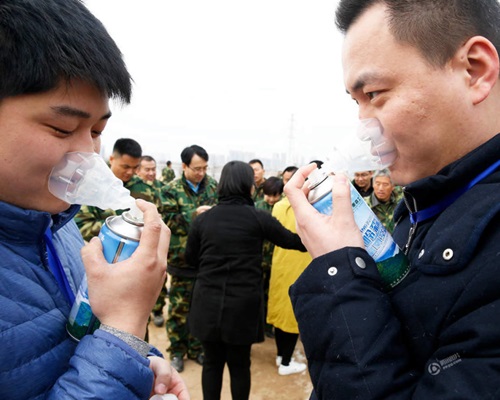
185, 160, 306, 400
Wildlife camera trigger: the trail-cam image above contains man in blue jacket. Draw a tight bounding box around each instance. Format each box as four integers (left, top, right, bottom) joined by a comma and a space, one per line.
0, 1, 188, 399
285, 0, 500, 399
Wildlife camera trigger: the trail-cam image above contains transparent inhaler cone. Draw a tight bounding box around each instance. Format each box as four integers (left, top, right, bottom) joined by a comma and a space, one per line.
330, 118, 398, 174
48, 152, 136, 211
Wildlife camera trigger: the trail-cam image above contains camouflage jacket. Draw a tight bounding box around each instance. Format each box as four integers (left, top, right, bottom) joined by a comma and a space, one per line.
74, 206, 117, 242
162, 167, 176, 183
365, 192, 401, 234
161, 173, 218, 276
255, 200, 274, 271
126, 175, 165, 210
252, 179, 266, 203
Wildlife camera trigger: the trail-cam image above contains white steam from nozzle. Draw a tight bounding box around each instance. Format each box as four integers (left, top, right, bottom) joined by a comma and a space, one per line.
48, 152, 141, 215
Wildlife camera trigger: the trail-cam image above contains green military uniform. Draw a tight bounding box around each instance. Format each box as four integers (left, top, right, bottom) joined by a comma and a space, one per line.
162, 166, 176, 183
252, 179, 266, 202
161, 173, 218, 360
255, 199, 275, 337
126, 175, 168, 324
126, 175, 164, 209
366, 191, 401, 234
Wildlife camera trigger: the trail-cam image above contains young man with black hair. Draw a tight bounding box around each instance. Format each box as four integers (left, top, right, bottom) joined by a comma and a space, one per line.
249, 159, 266, 202
0, 1, 188, 398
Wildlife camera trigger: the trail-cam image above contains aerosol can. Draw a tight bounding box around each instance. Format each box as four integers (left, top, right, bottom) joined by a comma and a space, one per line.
66, 208, 143, 340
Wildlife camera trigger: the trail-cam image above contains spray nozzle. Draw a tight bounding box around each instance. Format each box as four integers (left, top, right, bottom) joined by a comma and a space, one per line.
48, 152, 139, 212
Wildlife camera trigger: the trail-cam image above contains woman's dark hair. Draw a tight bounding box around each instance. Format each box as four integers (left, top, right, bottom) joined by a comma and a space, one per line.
217, 161, 254, 198
0, 0, 132, 102
336, 0, 500, 69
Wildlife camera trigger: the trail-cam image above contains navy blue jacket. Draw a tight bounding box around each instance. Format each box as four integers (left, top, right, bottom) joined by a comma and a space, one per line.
0, 202, 156, 399
290, 134, 500, 399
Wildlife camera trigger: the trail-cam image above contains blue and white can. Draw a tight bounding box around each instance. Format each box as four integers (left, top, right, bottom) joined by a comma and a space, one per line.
66, 210, 143, 340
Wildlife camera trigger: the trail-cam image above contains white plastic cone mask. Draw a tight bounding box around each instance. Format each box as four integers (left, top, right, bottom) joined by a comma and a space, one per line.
48, 152, 135, 211
330, 118, 398, 173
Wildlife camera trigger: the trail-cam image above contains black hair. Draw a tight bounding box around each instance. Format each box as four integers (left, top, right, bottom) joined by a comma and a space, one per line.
262, 176, 284, 196
336, 0, 500, 68
248, 159, 264, 169
140, 155, 156, 163
283, 165, 299, 175
181, 145, 209, 165
0, 0, 132, 102
217, 161, 254, 198
166, 160, 172, 166
112, 138, 142, 158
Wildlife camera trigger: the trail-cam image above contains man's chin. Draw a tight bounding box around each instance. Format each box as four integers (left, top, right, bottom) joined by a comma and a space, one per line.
46, 198, 73, 215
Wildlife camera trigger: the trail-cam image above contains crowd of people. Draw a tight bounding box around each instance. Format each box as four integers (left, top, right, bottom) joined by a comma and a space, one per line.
79, 136, 403, 398
2, 0, 500, 399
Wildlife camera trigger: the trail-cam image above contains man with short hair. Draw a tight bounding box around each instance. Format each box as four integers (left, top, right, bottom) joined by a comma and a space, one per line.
75, 138, 142, 241
0, 1, 187, 398
285, 0, 500, 398
161, 144, 218, 372
281, 166, 298, 186
249, 159, 266, 202
366, 169, 400, 233
352, 170, 373, 198
128, 155, 168, 328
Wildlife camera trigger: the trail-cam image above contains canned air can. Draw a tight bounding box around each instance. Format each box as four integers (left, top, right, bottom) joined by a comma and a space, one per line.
308, 171, 409, 290
66, 210, 143, 341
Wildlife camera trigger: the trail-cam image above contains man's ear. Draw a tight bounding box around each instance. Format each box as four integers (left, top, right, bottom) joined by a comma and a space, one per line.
455, 36, 500, 105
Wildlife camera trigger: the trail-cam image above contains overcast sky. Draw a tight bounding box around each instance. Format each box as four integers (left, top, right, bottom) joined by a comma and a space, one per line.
84, 0, 358, 168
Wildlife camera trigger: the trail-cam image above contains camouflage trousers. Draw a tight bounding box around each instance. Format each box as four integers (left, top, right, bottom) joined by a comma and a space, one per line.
166, 275, 203, 359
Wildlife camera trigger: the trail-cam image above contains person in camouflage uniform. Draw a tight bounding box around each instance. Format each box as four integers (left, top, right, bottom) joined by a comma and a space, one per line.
365, 169, 402, 233
131, 155, 168, 328
255, 176, 284, 338
161, 144, 218, 373
74, 138, 142, 241
162, 160, 176, 183
249, 159, 266, 202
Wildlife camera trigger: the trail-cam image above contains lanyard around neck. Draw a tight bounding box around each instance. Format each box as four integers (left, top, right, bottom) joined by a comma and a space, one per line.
410, 159, 500, 224
44, 227, 75, 305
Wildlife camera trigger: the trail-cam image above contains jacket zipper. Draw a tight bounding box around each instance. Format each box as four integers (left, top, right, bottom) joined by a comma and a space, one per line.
402, 189, 418, 255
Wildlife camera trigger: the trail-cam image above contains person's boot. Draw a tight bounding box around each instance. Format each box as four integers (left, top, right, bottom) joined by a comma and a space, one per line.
171, 356, 184, 373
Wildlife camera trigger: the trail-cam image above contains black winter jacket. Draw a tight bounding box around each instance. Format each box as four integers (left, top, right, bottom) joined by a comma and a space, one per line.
291, 134, 500, 399
186, 195, 305, 345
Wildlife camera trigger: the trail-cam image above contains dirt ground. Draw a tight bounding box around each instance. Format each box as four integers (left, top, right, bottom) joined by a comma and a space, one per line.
148, 312, 313, 400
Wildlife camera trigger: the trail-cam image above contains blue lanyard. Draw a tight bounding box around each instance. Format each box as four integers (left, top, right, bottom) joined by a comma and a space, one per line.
410, 159, 500, 224
44, 227, 75, 305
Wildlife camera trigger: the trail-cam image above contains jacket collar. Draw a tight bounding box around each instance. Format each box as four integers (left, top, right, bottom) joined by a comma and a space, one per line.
395, 133, 500, 220
218, 194, 254, 206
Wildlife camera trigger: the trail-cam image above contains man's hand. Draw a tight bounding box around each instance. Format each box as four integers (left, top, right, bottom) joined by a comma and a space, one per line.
82, 199, 171, 339
148, 356, 190, 400
284, 163, 364, 259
